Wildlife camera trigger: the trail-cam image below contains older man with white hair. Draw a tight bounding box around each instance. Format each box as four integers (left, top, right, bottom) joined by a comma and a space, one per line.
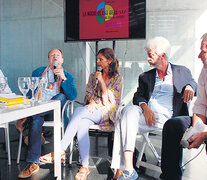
160, 33, 207, 180
111, 36, 197, 180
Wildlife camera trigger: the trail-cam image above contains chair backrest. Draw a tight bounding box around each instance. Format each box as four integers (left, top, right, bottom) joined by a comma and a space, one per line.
62, 100, 74, 120
43, 100, 73, 127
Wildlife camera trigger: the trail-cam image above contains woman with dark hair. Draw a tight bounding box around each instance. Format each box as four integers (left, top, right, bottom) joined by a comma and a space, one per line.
40, 48, 123, 180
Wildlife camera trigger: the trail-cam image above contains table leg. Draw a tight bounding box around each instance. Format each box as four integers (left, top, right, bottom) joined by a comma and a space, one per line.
53, 101, 61, 180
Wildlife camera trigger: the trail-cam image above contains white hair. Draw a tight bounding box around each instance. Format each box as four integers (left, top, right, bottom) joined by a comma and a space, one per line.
145, 36, 171, 60
201, 33, 207, 41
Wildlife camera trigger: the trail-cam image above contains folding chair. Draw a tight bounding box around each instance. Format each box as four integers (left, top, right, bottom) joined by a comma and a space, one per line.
135, 97, 196, 172
136, 131, 162, 173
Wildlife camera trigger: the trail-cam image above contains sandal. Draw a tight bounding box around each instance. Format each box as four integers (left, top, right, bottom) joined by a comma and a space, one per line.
114, 169, 123, 179
15, 118, 27, 132
39, 152, 66, 164
75, 166, 90, 180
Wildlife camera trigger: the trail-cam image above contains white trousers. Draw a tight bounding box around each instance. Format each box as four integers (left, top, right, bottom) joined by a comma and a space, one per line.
111, 105, 167, 169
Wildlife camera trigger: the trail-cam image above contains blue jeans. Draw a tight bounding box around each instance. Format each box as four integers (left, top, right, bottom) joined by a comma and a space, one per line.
26, 93, 67, 163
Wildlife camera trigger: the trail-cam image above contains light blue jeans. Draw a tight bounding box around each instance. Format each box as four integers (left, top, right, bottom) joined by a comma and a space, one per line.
61, 106, 102, 165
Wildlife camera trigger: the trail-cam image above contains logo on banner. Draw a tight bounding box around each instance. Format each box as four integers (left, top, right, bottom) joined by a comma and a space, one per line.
96, 1, 114, 24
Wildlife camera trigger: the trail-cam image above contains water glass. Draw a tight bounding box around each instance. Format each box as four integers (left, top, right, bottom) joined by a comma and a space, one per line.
30, 77, 40, 102
18, 77, 31, 105
0, 77, 8, 94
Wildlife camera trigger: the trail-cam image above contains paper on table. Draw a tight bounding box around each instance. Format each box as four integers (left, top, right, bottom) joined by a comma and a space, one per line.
0, 93, 30, 105
0, 93, 23, 98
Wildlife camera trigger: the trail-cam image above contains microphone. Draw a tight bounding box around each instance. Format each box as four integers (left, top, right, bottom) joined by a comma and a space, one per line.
96, 66, 102, 84
53, 61, 58, 82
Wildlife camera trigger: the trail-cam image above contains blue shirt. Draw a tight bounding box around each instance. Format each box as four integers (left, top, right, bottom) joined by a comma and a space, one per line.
148, 63, 173, 120
31, 66, 77, 101
42, 68, 57, 100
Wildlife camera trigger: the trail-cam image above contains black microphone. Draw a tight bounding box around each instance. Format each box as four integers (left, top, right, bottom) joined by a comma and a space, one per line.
53, 61, 58, 82
96, 66, 102, 84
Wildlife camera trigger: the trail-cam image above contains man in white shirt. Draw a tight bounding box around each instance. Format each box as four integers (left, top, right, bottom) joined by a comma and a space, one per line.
111, 37, 197, 180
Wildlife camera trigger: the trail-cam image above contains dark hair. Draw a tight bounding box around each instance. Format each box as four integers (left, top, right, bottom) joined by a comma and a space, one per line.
98, 48, 119, 78
48, 48, 63, 58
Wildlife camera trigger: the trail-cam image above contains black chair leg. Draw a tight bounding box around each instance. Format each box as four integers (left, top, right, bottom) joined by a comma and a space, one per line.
107, 132, 113, 157
95, 134, 99, 156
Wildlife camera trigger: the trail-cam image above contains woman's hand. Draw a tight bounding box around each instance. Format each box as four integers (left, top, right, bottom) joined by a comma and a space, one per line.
85, 99, 97, 113
95, 71, 104, 84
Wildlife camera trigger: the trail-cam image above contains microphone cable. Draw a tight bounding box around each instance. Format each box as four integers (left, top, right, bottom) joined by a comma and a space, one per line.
181, 142, 206, 168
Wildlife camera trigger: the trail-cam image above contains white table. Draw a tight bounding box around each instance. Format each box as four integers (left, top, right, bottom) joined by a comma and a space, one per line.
0, 100, 62, 180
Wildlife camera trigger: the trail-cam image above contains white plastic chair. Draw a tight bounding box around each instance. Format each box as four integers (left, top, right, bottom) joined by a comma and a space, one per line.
16, 100, 73, 164
0, 123, 11, 165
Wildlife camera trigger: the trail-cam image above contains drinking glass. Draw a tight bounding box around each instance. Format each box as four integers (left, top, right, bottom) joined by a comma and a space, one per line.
30, 77, 39, 102
0, 77, 8, 94
18, 77, 31, 105
38, 77, 48, 102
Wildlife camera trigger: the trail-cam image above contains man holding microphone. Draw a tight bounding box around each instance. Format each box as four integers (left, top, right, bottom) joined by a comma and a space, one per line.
18, 48, 77, 178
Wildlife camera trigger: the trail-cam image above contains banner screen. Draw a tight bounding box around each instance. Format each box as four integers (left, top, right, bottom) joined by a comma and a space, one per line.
65, 0, 146, 41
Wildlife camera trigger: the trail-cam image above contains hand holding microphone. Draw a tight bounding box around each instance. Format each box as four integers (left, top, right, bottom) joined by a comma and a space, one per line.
53, 61, 58, 82
53, 61, 65, 82
96, 66, 102, 84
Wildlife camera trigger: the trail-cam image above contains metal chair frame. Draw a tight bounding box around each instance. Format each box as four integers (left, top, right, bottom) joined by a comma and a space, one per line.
135, 97, 196, 172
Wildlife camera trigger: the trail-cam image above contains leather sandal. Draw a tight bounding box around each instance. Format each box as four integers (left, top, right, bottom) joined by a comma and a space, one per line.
15, 118, 27, 132
39, 152, 66, 164
114, 169, 123, 179
75, 166, 90, 180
